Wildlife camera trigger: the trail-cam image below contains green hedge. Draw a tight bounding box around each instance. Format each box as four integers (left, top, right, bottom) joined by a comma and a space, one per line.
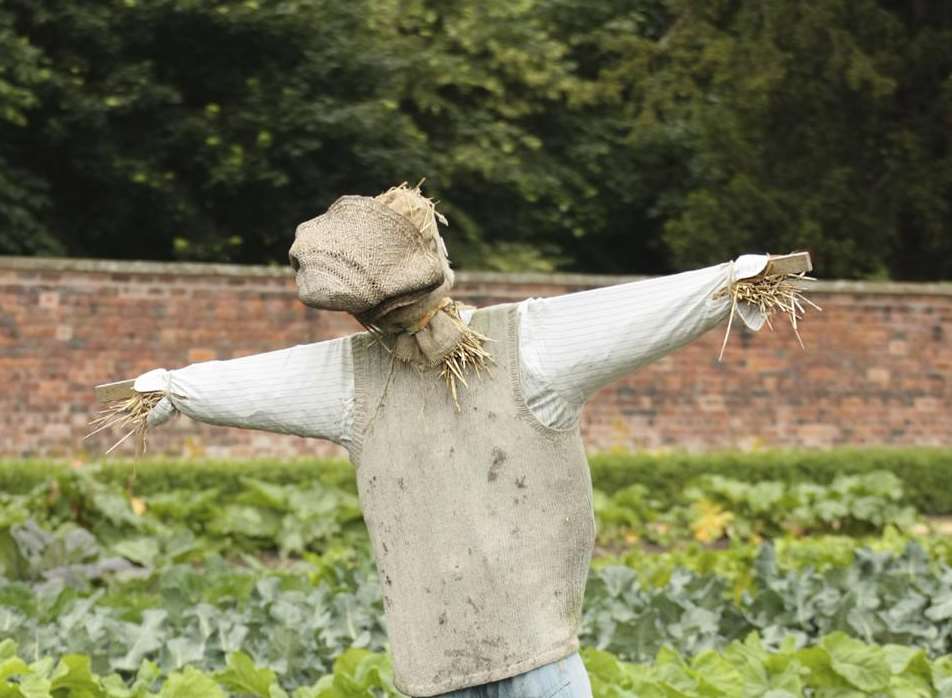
0, 458, 356, 496
4, 447, 952, 514
586, 447, 952, 516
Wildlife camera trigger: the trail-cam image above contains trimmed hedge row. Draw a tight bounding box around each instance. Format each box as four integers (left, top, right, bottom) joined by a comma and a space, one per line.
4, 446, 952, 513
587, 447, 952, 516
0, 457, 357, 496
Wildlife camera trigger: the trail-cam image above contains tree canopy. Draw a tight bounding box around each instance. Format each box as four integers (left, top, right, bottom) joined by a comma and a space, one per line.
2, 0, 950, 279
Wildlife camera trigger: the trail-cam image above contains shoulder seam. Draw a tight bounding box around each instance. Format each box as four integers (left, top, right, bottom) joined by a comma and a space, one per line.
348, 332, 370, 466
506, 302, 582, 437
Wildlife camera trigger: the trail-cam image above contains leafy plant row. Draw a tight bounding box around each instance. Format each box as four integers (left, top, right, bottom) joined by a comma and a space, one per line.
0, 639, 398, 698
584, 542, 952, 663
583, 632, 952, 698
0, 549, 387, 689
0, 468, 369, 580
3, 538, 952, 687
0, 466, 926, 585
1, 632, 950, 698
603, 527, 952, 596
595, 470, 919, 547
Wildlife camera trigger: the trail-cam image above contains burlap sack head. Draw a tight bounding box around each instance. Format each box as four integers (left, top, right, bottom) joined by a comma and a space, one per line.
290, 182, 491, 408
290, 192, 449, 323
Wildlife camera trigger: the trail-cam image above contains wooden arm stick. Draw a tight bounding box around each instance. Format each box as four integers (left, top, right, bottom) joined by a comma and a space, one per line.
763, 251, 812, 277
95, 379, 137, 403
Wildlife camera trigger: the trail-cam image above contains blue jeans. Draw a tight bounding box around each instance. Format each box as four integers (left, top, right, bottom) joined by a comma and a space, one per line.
425, 651, 593, 698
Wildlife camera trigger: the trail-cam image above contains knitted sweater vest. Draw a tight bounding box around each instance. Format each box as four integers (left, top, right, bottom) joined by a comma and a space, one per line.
350, 302, 596, 697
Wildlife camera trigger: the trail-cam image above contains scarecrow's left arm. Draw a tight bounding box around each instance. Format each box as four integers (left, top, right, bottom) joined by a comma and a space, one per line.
92, 336, 354, 454
517, 254, 811, 428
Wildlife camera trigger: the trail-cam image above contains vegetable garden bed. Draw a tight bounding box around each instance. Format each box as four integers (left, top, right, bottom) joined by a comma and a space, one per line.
1, 457, 950, 696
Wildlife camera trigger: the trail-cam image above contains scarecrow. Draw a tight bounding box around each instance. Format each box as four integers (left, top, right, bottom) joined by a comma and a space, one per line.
93, 183, 815, 698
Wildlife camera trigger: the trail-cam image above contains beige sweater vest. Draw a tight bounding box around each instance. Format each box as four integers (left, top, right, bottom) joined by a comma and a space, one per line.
350, 302, 596, 697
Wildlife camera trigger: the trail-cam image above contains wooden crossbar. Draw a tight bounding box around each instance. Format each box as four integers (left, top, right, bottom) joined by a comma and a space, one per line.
94, 379, 136, 403
764, 251, 812, 277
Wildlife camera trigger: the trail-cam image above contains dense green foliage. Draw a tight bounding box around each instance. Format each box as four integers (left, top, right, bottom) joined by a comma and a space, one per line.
4, 475, 952, 688
6, 447, 952, 513
3, 1, 950, 278
0, 464, 924, 577
0, 468, 370, 575
0, 552, 389, 689
2, 633, 950, 697
4, 527, 952, 691
585, 543, 952, 662
582, 633, 952, 698
595, 470, 920, 547
4, 459, 952, 695
601, 527, 952, 593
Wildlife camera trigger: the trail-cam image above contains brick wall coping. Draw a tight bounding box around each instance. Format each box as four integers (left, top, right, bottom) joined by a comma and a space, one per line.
3, 255, 951, 297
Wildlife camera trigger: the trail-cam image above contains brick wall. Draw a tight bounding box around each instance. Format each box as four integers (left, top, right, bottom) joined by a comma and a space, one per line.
2, 257, 950, 459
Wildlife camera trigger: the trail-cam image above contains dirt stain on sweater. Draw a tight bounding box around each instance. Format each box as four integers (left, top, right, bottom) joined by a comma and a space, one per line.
487, 448, 507, 481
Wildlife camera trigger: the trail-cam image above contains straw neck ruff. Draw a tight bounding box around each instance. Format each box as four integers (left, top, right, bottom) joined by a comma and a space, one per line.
361, 297, 495, 410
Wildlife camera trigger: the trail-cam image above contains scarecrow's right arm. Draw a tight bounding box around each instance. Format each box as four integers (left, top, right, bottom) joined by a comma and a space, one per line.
119, 336, 353, 446
516, 253, 814, 428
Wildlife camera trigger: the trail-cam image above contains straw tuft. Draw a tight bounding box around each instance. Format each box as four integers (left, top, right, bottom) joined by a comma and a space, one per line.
435, 302, 496, 411
85, 391, 165, 455
374, 179, 448, 246
714, 270, 822, 361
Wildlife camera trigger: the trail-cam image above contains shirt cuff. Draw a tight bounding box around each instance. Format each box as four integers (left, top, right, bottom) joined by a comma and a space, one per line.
133, 368, 170, 393
732, 254, 770, 332
133, 368, 177, 428
733, 253, 769, 280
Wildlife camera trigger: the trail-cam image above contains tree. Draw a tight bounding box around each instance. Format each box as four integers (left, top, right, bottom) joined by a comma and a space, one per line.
0, 6, 61, 255
2, 0, 950, 279
5, 0, 434, 264
583, 0, 952, 279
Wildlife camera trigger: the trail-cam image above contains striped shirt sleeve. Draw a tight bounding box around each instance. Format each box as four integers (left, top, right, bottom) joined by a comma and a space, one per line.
134, 336, 355, 448
516, 255, 770, 429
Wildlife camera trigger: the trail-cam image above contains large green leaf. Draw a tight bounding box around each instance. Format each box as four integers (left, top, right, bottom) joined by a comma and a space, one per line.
110, 609, 168, 673
49, 654, 101, 693
158, 666, 225, 698
690, 650, 742, 695
0, 657, 29, 683
820, 632, 890, 691
215, 651, 278, 697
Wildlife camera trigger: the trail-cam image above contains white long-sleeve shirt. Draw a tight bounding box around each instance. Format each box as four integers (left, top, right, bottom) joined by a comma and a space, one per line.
135, 255, 769, 449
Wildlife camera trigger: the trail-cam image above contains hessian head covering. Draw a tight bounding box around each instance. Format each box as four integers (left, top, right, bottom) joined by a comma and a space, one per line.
289, 182, 493, 407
